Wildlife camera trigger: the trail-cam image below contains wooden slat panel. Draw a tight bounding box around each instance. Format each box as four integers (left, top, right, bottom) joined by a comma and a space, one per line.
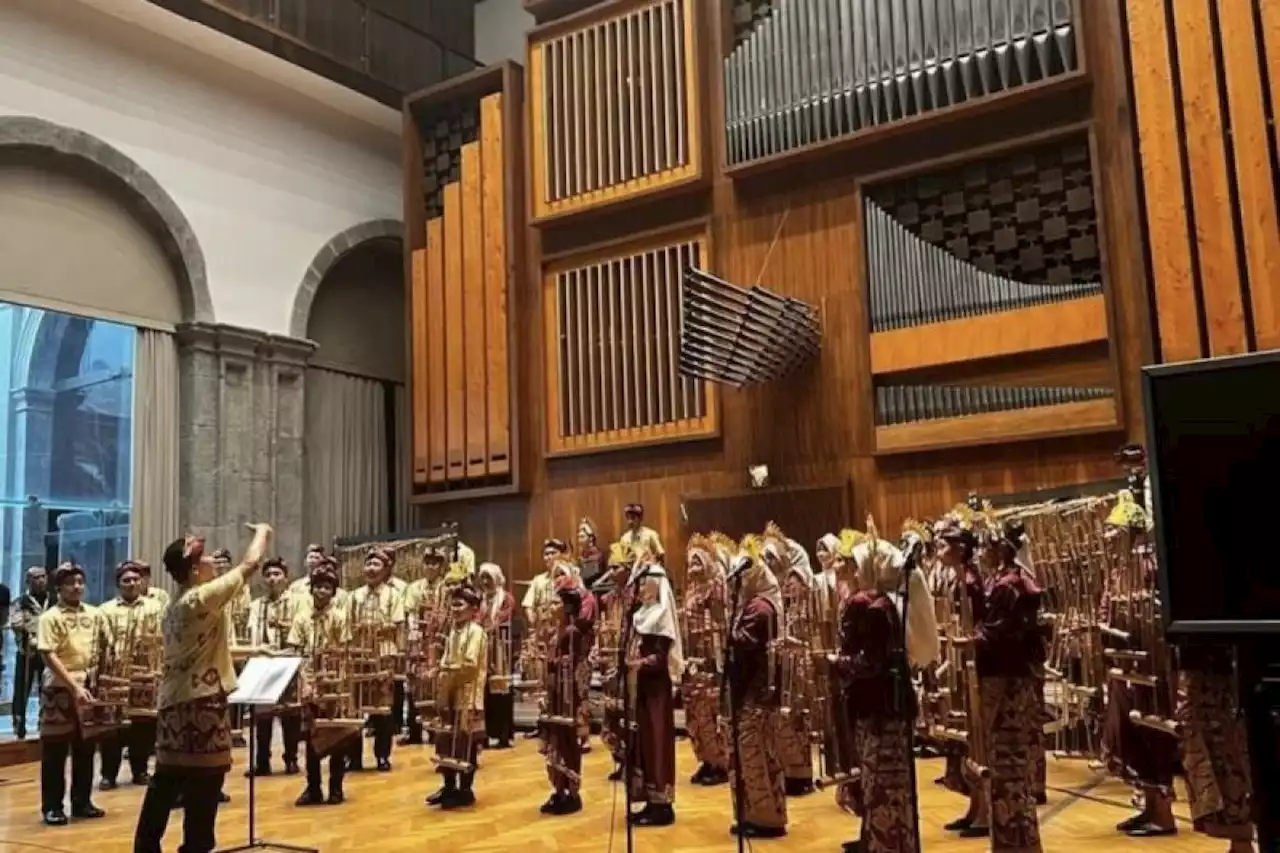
1171, 0, 1248, 356
1262, 0, 1280, 159
480, 92, 511, 475
1217, 0, 1280, 351
442, 181, 466, 479
425, 217, 447, 483
543, 272, 564, 454
874, 398, 1121, 456
461, 142, 488, 478
1126, 0, 1202, 362
410, 248, 429, 485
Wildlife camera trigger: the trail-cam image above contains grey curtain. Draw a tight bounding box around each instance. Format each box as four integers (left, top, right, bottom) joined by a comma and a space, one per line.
392, 383, 414, 531
304, 368, 391, 550
130, 328, 180, 596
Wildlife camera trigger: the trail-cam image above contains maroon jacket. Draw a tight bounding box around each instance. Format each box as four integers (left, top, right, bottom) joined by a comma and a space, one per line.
836, 590, 915, 720
727, 595, 778, 711
974, 566, 1045, 679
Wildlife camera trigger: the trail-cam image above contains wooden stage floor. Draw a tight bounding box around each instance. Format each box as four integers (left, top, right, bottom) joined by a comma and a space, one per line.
0, 736, 1227, 853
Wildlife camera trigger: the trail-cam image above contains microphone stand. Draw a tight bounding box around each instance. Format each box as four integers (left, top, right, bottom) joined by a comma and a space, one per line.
614, 572, 643, 853
892, 549, 923, 853
721, 575, 747, 853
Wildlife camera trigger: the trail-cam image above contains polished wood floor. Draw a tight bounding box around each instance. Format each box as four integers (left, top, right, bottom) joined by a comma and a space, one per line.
0, 733, 1230, 853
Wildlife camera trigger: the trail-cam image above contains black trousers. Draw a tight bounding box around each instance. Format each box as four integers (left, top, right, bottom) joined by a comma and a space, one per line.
254, 712, 302, 770
13, 652, 42, 731
485, 689, 515, 745
41, 737, 94, 813
133, 769, 224, 853
304, 739, 346, 795
371, 714, 393, 760
392, 680, 406, 732
440, 742, 480, 792
100, 719, 157, 782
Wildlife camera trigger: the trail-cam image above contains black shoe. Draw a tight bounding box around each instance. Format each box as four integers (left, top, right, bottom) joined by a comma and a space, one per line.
540, 793, 562, 814
1035, 791, 1048, 806
43, 809, 68, 826
327, 789, 345, 805
132, 772, 151, 786
296, 789, 325, 807
944, 816, 974, 832
785, 778, 814, 796
1117, 813, 1148, 832
843, 841, 864, 853
549, 793, 582, 815
244, 766, 272, 778
631, 804, 674, 826
398, 734, 423, 747
608, 767, 624, 782
218, 791, 231, 804
701, 767, 729, 786
1126, 823, 1177, 838
376, 758, 392, 772
426, 787, 453, 805
730, 822, 786, 839
441, 789, 476, 810
957, 825, 990, 839
99, 779, 117, 791
284, 760, 300, 776
71, 804, 105, 819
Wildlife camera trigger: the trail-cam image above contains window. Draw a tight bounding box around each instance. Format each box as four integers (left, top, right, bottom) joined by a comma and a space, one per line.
0, 304, 135, 733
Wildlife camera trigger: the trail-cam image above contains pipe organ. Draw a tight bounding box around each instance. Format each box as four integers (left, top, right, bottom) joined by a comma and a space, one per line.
527, 0, 705, 223
405, 64, 524, 500
860, 128, 1122, 454
679, 267, 821, 388
724, 0, 1083, 170
542, 225, 718, 455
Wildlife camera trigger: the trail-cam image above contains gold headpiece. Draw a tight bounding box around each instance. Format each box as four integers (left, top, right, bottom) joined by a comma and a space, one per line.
687, 533, 714, 557
444, 562, 469, 584
1106, 490, 1150, 531
901, 517, 932, 543
762, 521, 787, 545
738, 533, 762, 562
608, 540, 634, 566
836, 528, 865, 558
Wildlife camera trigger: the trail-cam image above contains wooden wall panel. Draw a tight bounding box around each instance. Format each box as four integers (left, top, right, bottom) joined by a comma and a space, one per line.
481, 93, 513, 476
1127, 0, 1280, 360
406, 5, 1160, 590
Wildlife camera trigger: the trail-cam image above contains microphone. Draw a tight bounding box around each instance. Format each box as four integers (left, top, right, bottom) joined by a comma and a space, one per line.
726, 555, 752, 584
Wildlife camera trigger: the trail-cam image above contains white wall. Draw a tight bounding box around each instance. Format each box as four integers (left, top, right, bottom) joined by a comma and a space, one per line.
0, 0, 403, 336
475, 0, 534, 65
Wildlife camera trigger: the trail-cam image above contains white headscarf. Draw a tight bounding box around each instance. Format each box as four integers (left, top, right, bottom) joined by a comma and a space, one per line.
478, 562, 505, 622
851, 538, 939, 668
731, 553, 785, 617
632, 565, 685, 682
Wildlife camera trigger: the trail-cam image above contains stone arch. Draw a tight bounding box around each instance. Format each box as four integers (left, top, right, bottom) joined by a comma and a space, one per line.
0, 115, 214, 324
289, 219, 404, 339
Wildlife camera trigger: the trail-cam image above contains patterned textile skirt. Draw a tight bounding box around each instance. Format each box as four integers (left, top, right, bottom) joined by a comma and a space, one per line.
39, 685, 80, 743
156, 692, 233, 774
681, 677, 728, 769
602, 697, 626, 763
432, 707, 486, 767
852, 717, 918, 853
726, 705, 787, 830
1180, 669, 1253, 840
980, 677, 1044, 853
777, 709, 813, 781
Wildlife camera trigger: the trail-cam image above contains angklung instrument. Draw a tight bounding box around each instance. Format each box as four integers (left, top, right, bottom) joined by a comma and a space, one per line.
81, 611, 128, 738
430, 619, 488, 775
349, 588, 403, 717
814, 529, 862, 801
300, 610, 362, 757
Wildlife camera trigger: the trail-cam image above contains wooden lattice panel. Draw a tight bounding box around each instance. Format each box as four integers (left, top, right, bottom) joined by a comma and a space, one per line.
528, 0, 704, 223
543, 225, 718, 455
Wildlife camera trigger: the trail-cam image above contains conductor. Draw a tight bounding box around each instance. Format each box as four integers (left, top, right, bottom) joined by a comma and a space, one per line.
133, 523, 272, 853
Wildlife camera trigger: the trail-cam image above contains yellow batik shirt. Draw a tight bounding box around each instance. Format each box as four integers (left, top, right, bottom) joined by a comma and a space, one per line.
158, 570, 246, 710
439, 620, 488, 712
144, 586, 171, 609
287, 604, 352, 657
248, 593, 299, 650
100, 596, 162, 660
290, 581, 349, 618
521, 572, 554, 611
620, 525, 665, 560
348, 582, 405, 658
37, 602, 110, 689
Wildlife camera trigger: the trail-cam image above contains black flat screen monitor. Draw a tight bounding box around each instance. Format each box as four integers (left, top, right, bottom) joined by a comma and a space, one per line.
1143, 350, 1280, 636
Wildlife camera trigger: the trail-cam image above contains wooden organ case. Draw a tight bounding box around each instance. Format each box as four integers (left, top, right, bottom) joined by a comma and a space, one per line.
527, 0, 708, 224
856, 123, 1124, 455
542, 223, 719, 456
404, 63, 525, 501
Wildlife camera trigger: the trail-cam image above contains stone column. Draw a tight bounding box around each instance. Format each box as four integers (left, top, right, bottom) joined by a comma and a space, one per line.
176, 323, 315, 564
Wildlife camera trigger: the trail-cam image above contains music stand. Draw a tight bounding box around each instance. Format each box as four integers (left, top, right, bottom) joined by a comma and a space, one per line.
219, 655, 315, 853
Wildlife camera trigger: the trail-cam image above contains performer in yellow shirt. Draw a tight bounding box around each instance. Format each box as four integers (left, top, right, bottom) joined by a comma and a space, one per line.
98, 561, 163, 790
619, 504, 665, 563
347, 546, 405, 772
245, 557, 301, 777
132, 523, 272, 853
425, 584, 488, 809
37, 563, 111, 826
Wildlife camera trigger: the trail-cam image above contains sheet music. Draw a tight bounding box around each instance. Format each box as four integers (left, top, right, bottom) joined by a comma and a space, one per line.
228, 656, 302, 706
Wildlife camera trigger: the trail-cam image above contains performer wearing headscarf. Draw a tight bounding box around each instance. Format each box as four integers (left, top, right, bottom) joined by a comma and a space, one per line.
975, 518, 1047, 853
763, 524, 817, 796
37, 563, 112, 826
10, 565, 54, 741
455, 540, 478, 578
348, 546, 405, 772
597, 541, 636, 779
134, 524, 272, 853
625, 563, 682, 826
830, 519, 930, 853
539, 569, 596, 815
725, 535, 788, 839
680, 534, 730, 786
576, 518, 606, 590
619, 504, 664, 563
287, 562, 355, 806
425, 584, 488, 809
477, 563, 515, 748
98, 561, 162, 790
552, 561, 597, 753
